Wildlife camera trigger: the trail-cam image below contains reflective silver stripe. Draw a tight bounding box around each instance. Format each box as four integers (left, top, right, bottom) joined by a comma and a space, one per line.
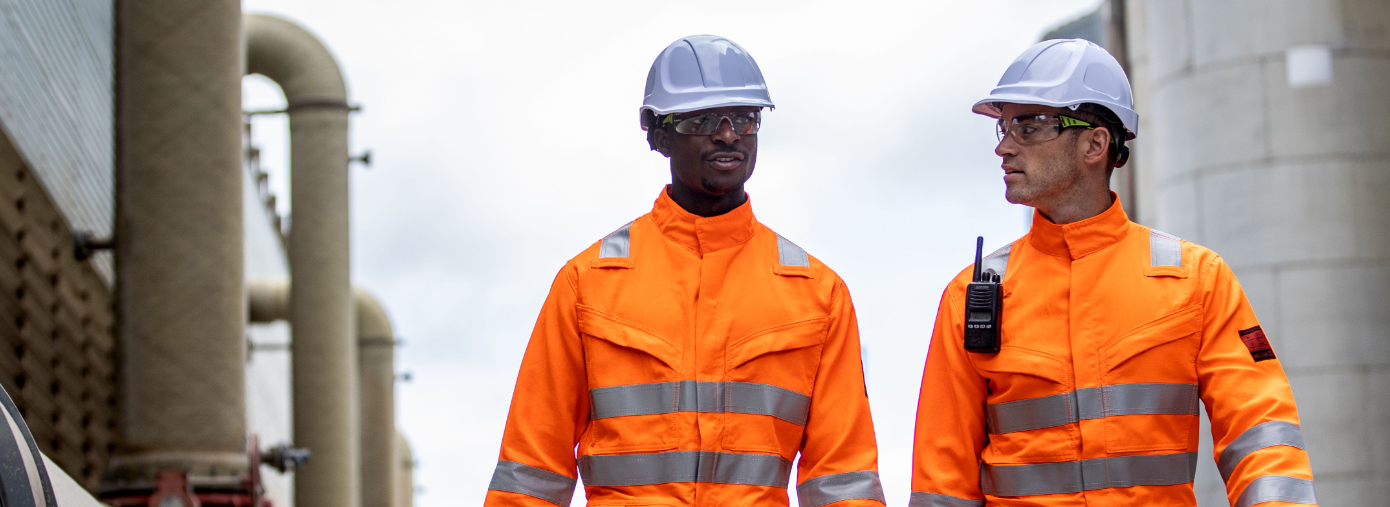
777, 234, 809, 267
1234, 475, 1317, 507
590, 380, 811, 425
981, 243, 1011, 279
1150, 229, 1182, 267
986, 383, 1199, 434
1218, 421, 1306, 482
908, 491, 984, 507
488, 461, 577, 506
797, 471, 886, 507
578, 451, 791, 487
0, 381, 54, 507
599, 221, 633, 258
979, 452, 1198, 497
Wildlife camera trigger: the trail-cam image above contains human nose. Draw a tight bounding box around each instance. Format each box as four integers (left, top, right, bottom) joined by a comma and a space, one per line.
995, 130, 1019, 158
710, 117, 740, 144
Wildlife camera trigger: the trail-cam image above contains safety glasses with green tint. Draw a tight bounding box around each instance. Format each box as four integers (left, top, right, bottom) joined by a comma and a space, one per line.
995, 113, 1098, 145
662, 111, 761, 135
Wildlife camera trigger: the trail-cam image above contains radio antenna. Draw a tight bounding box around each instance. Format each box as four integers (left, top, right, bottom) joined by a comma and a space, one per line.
972, 236, 984, 282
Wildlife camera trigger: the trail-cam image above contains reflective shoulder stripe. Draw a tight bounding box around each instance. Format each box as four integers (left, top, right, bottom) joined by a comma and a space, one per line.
589, 380, 811, 425
797, 470, 886, 507
598, 221, 634, 258
980, 243, 1011, 279
777, 234, 810, 267
1149, 229, 1182, 267
908, 491, 984, 507
1218, 421, 1306, 482
578, 450, 791, 487
985, 383, 1199, 434
980, 452, 1197, 497
1234, 475, 1317, 507
488, 460, 577, 506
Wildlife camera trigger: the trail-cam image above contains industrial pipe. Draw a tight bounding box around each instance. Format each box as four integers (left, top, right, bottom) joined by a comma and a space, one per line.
247, 279, 398, 507
357, 289, 397, 507
105, 0, 247, 494
245, 14, 358, 507
394, 432, 414, 507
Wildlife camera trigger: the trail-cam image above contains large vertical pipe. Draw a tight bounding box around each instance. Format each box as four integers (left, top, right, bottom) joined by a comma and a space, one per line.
393, 432, 413, 507
105, 0, 247, 492
356, 289, 396, 507
245, 15, 357, 507
1132, 0, 1390, 504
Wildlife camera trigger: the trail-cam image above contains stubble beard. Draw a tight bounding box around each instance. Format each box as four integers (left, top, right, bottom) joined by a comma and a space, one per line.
1004, 146, 1081, 208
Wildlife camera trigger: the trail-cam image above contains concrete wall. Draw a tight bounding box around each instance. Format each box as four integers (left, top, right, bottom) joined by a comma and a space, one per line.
0, 0, 114, 282
1128, 0, 1390, 505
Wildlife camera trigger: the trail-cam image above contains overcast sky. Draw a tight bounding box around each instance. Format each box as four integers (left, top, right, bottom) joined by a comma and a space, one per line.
240, 2, 1104, 505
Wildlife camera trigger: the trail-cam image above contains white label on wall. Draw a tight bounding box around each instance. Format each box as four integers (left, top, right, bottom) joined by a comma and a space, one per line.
1286, 45, 1333, 88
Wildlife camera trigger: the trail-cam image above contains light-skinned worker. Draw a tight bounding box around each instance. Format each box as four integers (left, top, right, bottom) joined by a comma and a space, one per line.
909, 39, 1317, 507
485, 35, 885, 507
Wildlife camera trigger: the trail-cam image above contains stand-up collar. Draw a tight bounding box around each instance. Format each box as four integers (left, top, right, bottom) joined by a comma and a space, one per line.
650, 186, 758, 255
1028, 193, 1131, 260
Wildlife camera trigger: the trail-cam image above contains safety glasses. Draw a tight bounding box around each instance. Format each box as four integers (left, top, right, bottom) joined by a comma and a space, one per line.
996, 114, 1097, 145
662, 111, 761, 135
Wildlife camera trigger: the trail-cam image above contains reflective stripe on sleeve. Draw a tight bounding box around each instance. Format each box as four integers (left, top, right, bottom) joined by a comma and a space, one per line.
1150, 229, 1182, 267
908, 491, 985, 507
797, 470, 886, 507
599, 221, 633, 258
488, 461, 577, 506
1217, 421, 1307, 482
979, 452, 1198, 497
777, 234, 809, 267
1234, 475, 1317, 507
589, 380, 811, 425
986, 383, 1199, 434
578, 450, 791, 487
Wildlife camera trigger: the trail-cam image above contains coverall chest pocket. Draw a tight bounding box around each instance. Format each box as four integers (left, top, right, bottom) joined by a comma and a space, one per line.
974, 346, 1079, 462
721, 318, 827, 457
577, 305, 682, 454
1098, 305, 1202, 453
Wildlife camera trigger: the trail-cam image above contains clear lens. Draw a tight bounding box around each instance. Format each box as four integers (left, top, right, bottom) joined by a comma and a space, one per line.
998, 114, 1064, 145
672, 111, 761, 135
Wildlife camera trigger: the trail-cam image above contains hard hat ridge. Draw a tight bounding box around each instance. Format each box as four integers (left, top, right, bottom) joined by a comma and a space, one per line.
974, 38, 1138, 140
640, 35, 774, 131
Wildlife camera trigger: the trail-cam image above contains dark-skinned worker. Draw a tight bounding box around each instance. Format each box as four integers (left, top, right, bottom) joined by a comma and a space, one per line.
909, 39, 1317, 507
485, 35, 885, 507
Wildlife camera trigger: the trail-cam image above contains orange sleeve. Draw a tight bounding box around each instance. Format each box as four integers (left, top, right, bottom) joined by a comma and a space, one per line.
1196, 256, 1317, 507
485, 266, 588, 507
794, 279, 887, 507
909, 283, 989, 507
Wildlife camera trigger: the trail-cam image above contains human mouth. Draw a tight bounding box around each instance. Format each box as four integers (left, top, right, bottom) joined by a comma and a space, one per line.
705, 151, 746, 171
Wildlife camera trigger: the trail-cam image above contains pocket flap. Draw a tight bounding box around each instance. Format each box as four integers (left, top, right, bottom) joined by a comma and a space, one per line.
971, 345, 1069, 384
577, 305, 681, 370
728, 318, 828, 369
1101, 305, 1201, 371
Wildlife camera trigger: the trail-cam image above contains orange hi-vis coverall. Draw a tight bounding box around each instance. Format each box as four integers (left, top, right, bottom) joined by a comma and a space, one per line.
911, 197, 1316, 507
486, 188, 885, 507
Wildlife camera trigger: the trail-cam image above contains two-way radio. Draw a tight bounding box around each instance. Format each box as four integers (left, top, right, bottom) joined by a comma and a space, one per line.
964, 236, 1002, 353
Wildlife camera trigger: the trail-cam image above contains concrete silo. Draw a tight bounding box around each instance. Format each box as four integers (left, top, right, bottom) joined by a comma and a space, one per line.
1126, 1, 1390, 504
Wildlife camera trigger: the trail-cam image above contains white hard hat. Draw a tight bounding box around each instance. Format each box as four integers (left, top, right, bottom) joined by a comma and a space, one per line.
640, 35, 774, 130
973, 39, 1138, 140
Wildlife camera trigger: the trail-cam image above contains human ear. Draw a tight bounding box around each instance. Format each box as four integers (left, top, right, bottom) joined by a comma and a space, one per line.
651, 128, 673, 158
1082, 128, 1110, 166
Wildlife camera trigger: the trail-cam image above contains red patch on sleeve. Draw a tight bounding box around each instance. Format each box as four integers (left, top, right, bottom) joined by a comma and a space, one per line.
1239, 326, 1276, 362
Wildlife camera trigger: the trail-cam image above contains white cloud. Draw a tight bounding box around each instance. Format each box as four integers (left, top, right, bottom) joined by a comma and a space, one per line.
242, 1, 1104, 505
